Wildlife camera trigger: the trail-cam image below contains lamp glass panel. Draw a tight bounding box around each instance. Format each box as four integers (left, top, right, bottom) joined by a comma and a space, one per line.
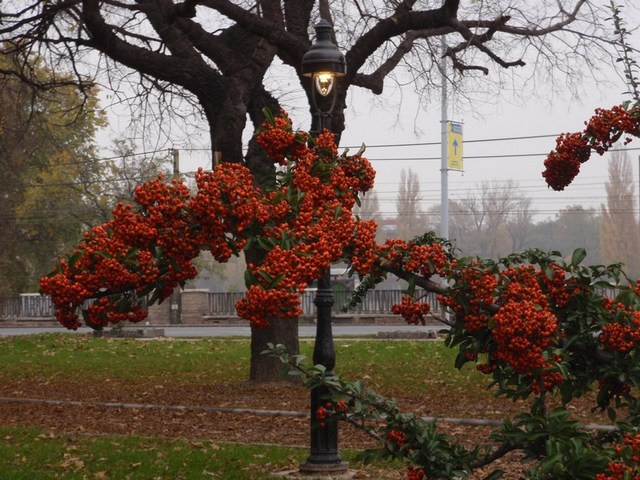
314, 72, 334, 96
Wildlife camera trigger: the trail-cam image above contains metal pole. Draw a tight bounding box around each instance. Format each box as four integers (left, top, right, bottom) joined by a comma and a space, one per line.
169, 148, 182, 325
299, 104, 348, 476
440, 39, 449, 240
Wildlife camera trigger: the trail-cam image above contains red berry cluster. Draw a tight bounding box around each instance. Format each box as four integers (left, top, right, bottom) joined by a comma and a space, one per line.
391, 295, 431, 325
313, 402, 337, 428
599, 301, 640, 353
386, 429, 407, 448
490, 267, 558, 376
596, 433, 640, 480
543, 103, 640, 191
530, 368, 564, 394
403, 244, 448, 277
236, 115, 378, 327
541, 263, 579, 308
40, 175, 199, 329
586, 104, 640, 154
406, 467, 426, 480
439, 262, 497, 332
255, 111, 298, 165
190, 164, 266, 262
542, 132, 590, 191
350, 220, 378, 275
235, 286, 302, 329
492, 299, 558, 374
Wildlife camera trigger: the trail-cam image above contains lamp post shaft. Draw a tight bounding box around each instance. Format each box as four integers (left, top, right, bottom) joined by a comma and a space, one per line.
300, 89, 348, 475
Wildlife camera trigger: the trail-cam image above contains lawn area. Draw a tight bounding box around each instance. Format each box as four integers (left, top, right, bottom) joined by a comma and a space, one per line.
0, 333, 488, 398
0, 426, 304, 479
0, 333, 588, 479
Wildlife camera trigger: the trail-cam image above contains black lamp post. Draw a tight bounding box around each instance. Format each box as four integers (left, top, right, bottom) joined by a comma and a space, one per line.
299, 19, 349, 476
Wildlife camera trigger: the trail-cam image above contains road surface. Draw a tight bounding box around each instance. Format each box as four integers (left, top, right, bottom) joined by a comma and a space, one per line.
0, 325, 443, 338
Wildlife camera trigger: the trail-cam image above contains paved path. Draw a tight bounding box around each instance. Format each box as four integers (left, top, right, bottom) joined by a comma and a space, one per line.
0, 325, 442, 338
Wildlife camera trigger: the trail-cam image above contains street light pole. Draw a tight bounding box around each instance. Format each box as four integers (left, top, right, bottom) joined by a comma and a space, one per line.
299, 19, 349, 476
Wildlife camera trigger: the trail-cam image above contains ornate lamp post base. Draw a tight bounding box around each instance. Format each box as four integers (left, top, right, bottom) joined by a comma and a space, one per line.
298, 461, 350, 476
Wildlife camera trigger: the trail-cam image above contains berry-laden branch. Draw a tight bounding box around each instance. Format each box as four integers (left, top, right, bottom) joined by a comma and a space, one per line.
42, 109, 640, 479
541, 5, 640, 191
542, 101, 640, 190
40, 109, 376, 330
267, 342, 638, 480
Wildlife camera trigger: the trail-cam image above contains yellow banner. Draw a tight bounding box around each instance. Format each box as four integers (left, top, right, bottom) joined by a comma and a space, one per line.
447, 122, 463, 170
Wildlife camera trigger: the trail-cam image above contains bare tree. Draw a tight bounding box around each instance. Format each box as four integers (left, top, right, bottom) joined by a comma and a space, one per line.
452, 180, 531, 258
600, 150, 640, 277
354, 188, 387, 242
505, 196, 533, 253
0, 1, 622, 154
396, 168, 427, 240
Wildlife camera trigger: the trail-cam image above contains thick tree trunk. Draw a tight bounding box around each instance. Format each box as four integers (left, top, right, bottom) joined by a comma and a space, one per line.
249, 318, 300, 381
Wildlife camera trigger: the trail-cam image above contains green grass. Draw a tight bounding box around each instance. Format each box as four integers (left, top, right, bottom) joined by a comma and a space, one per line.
0, 334, 250, 383
0, 334, 488, 397
0, 426, 306, 479
328, 339, 486, 396
0, 426, 403, 480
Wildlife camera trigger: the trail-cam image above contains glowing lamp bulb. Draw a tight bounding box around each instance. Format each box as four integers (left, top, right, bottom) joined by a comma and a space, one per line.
314, 72, 334, 96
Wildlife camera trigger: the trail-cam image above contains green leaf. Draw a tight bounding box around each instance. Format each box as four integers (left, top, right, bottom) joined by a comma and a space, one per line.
262, 107, 275, 126
271, 273, 285, 288
67, 252, 82, 269
123, 247, 139, 263
258, 270, 273, 284
406, 275, 416, 297
571, 248, 587, 266
244, 268, 256, 286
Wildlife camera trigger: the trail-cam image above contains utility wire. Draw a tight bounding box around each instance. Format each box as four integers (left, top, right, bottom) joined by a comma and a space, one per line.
342, 133, 561, 149
366, 147, 640, 162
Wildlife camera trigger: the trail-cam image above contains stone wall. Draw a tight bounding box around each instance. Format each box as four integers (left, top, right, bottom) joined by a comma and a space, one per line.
180, 290, 209, 325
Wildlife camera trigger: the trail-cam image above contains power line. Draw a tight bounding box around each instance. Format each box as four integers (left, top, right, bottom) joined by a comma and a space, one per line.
341, 133, 560, 150
366, 147, 640, 162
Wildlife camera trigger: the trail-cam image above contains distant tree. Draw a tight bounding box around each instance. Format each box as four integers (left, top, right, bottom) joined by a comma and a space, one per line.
0, 55, 105, 295
90, 139, 172, 223
529, 206, 601, 263
396, 168, 427, 240
600, 150, 639, 276
355, 189, 387, 243
451, 180, 532, 258
505, 196, 533, 252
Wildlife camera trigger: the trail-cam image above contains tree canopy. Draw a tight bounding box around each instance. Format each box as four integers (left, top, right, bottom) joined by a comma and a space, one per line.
0, 0, 619, 161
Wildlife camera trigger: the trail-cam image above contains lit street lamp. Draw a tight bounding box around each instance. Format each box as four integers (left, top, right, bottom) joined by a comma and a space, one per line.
299, 19, 349, 476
